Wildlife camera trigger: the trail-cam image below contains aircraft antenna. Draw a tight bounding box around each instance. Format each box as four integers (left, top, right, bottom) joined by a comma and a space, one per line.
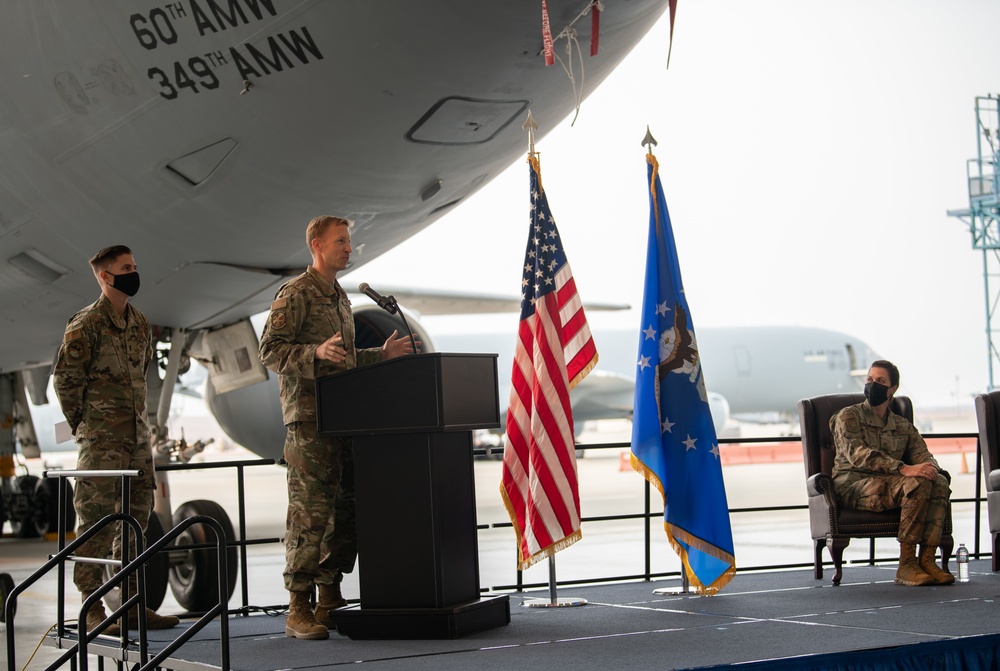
523, 110, 539, 158
642, 126, 658, 156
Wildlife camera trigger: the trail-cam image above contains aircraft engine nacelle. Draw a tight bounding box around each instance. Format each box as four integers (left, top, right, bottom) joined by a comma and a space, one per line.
708, 392, 732, 436
204, 306, 435, 462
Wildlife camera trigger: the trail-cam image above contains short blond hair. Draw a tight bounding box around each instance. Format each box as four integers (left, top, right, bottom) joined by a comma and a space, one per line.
305, 216, 351, 254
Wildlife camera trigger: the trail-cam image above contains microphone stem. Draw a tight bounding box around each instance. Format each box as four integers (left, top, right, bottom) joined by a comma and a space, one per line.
393, 299, 418, 354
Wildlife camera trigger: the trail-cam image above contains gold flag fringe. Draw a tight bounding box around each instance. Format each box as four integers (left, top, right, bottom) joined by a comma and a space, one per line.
568, 353, 598, 391
631, 453, 737, 596
647, 153, 660, 225
500, 480, 583, 572
529, 155, 544, 191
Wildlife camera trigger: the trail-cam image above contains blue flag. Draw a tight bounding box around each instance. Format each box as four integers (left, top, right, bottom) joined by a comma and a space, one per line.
631, 153, 736, 595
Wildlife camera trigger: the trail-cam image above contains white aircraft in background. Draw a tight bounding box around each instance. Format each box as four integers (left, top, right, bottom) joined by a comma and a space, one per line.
25, 301, 876, 458
205, 292, 877, 455
437, 323, 876, 435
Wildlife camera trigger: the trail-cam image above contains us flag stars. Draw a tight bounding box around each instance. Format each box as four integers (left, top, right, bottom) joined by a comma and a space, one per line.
519, 187, 568, 313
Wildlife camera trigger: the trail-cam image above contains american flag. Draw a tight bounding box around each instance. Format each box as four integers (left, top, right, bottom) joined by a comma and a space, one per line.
500, 155, 598, 571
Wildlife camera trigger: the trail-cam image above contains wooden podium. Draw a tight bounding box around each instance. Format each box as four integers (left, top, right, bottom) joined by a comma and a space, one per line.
316, 353, 510, 639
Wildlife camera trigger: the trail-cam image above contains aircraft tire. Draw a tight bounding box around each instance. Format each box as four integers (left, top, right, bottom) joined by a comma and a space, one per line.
103, 512, 170, 612
0, 572, 15, 623
44, 478, 76, 538
10, 476, 49, 538
168, 500, 237, 613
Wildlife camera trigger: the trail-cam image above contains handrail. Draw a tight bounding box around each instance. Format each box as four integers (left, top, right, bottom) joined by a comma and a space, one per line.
3, 513, 231, 671
40, 468, 140, 643
4, 512, 146, 671
4, 461, 250, 671
132, 515, 231, 671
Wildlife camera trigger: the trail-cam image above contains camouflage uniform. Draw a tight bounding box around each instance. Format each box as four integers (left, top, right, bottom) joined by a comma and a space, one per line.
258, 266, 381, 592
53, 294, 154, 594
830, 401, 950, 545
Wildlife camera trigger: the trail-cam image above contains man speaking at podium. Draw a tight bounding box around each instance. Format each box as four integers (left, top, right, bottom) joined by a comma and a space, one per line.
259, 215, 416, 640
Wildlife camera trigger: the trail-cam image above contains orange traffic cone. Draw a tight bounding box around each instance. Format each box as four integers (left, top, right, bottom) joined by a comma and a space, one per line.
960, 450, 969, 475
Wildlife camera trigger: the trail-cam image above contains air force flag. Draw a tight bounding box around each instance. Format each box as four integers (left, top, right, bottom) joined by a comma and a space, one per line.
631, 152, 736, 595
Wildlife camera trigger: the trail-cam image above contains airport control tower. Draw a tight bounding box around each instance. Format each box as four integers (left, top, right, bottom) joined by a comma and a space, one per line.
949, 94, 1000, 391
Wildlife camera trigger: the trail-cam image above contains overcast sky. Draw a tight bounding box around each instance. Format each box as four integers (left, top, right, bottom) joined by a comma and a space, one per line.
346, 0, 1000, 410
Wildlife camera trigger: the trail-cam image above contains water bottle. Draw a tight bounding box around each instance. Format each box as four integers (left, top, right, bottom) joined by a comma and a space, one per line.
956, 543, 969, 582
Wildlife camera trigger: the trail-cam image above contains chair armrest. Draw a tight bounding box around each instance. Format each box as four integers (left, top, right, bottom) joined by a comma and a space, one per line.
806, 473, 834, 499
989, 469, 1000, 492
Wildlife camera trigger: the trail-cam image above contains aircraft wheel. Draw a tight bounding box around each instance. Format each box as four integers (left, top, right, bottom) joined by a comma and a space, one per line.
10, 476, 49, 538
103, 512, 170, 612
168, 500, 237, 613
0, 572, 15, 623
44, 478, 76, 537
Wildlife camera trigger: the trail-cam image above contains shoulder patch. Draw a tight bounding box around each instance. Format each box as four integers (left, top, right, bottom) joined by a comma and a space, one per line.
270, 311, 287, 330
64, 328, 83, 343
842, 415, 862, 433
67, 341, 86, 361
271, 297, 287, 310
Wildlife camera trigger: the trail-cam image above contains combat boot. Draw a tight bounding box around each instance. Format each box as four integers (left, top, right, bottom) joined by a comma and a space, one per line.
315, 574, 348, 630
286, 591, 329, 640
895, 542, 935, 586
918, 545, 956, 585
125, 607, 181, 630
82, 592, 120, 637
116, 584, 181, 630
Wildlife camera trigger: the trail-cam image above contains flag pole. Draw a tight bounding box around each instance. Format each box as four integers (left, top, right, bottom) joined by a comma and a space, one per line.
639, 125, 693, 597
521, 555, 588, 608
518, 110, 587, 609
641, 125, 658, 153
523, 109, 539, 158
635, 124, 736, 595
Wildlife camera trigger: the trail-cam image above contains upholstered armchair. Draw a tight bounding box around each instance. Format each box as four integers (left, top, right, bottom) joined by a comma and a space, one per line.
974, 391, 1000, 571
799, 393, 953, 584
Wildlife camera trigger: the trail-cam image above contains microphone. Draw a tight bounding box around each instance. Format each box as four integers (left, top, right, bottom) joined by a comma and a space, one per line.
358, 282, 398, 315
357, 282, 419, 355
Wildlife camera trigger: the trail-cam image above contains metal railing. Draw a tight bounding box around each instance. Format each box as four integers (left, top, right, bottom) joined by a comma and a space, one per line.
155, 457, 282, 616
477, 430, 988, 592
2, 459, 285, 671
4, 470, 231, 671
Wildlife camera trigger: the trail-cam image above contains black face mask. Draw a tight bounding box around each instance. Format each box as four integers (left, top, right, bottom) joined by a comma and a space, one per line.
864, 381, 890, 406
107, 271, 140, 297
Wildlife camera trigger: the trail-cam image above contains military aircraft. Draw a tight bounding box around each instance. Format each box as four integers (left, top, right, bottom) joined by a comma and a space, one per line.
207, 310, 876, 457
0, 0, 673, 611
